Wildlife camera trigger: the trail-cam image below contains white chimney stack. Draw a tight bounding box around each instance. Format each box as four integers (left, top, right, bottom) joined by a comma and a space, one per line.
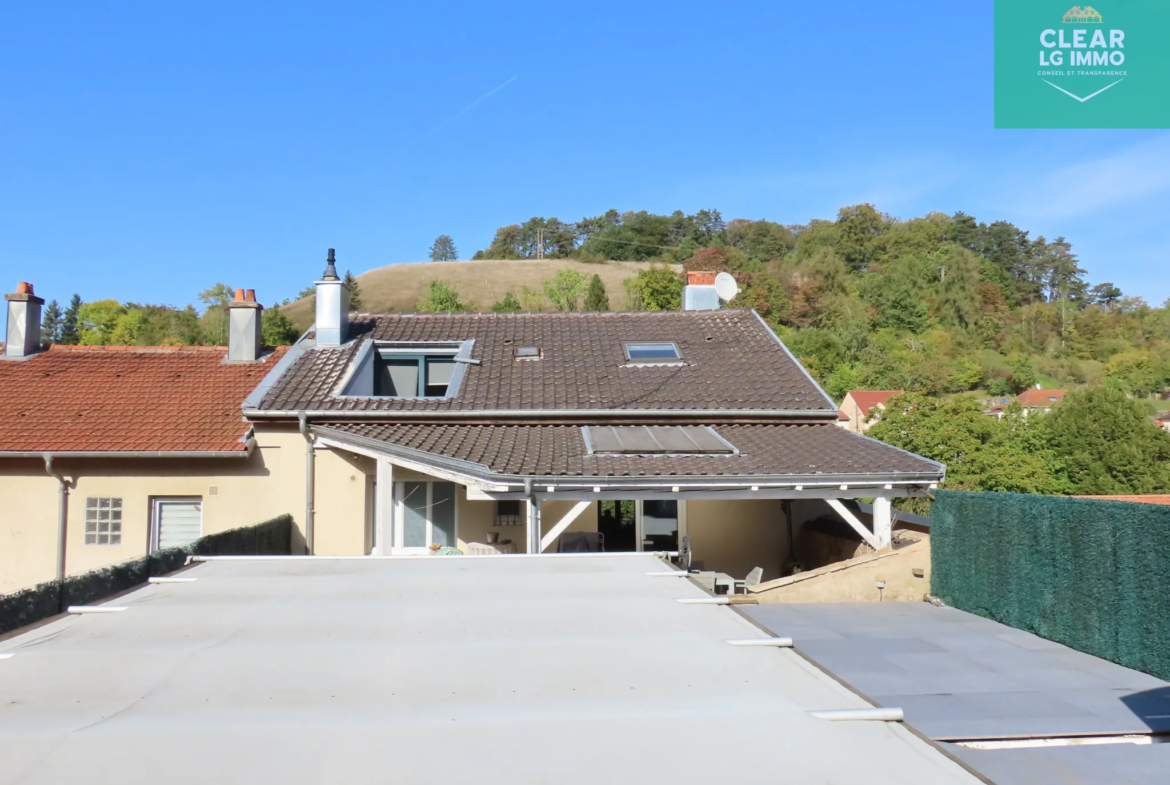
227, 288, 264, 362
314, 248, 350, 346
682, 271, 720, 311
4, 282, 44, 359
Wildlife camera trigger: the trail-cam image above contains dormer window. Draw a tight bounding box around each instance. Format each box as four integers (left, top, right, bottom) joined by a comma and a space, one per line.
624, 342, 681, 363
340, 340, 473, 399
376, 353, 456, 397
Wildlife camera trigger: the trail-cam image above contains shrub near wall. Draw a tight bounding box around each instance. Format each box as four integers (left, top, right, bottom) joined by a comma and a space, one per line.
0, 514, 292, 637
931, 491, 1170, 681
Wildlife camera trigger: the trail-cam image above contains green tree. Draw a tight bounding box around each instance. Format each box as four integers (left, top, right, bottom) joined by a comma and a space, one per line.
583, 274, 609, 311
78, 300, 126, 345
934, 246, 981, 328
344, 270, 364, 310
60, 294, 82, 345
834, 203, 887, 272
867, 393, 1058, 507
429, 235, 458, 261
542, 268, 588, 311
623, 265, 684, 311
417, 280, 466, 313
491, 292, 522, 312
1043, 387, 1170, 494
519, 285, 544, 312
1009, 355, 1038, 393
825, 364, 860, 402
262, 307, 301, 345
40, 300, 63, 345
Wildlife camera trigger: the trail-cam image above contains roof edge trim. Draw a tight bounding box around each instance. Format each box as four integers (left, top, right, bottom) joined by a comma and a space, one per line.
750, 310, 840, 412
243, 329, 317, 410
245, 408, 842, 421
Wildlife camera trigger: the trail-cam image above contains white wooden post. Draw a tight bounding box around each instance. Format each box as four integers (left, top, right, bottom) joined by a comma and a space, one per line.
826, 499, 882, 551
526, 497, 541, 554
374, 457, 394, 555
540, 501, 591, 552
872, 496, 893, 551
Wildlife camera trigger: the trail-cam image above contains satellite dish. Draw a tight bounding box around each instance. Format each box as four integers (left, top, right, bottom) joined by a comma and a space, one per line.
714, 271, 739, 302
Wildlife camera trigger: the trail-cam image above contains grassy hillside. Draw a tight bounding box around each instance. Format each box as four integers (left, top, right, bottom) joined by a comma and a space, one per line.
281, 259, 661, 328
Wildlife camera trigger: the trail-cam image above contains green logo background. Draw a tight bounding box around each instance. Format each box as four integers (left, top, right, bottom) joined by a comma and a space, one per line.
995, 1, 1170, 128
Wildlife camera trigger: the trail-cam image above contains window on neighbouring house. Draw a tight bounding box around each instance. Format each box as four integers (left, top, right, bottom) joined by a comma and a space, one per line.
495, 499, 522, 526
624, 342, 681, 363
85, 497, 123, 545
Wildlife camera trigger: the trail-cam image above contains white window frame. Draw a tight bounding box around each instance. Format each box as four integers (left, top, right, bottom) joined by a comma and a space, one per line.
391, 481, 459, 554
150, 497, 204, 551
634, 500, 687, 552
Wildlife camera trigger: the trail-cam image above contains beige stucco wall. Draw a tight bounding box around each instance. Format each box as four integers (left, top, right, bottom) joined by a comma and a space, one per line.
0, 426, 306, 594
686, 499, 789, 582
311, 447, 374, 556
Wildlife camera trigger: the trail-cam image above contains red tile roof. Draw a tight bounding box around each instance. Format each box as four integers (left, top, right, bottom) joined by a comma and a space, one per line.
1016, 388, 1067, 407
1075, 495, 1170, 506
0, 346, 285, 453
843, 390, 903, 415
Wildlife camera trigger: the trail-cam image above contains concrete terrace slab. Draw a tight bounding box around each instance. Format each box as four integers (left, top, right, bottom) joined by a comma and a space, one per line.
0, 556, 980, 785
741, 603, 1170, 785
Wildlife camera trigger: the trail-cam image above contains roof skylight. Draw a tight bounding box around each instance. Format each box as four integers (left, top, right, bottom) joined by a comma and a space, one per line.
624, 342, 681, 363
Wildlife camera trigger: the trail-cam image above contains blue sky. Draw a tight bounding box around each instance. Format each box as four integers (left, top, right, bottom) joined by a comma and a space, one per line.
3, 1, 1168, 308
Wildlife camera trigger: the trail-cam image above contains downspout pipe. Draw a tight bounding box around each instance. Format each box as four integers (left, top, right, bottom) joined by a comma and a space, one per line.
298, 413, 315, 555
523, 478, 537, 554
43, 454, 71, 582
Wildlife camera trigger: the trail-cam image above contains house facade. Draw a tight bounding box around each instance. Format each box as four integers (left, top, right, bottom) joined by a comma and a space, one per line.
835, 390, 903, 433
1, 263, 945, 593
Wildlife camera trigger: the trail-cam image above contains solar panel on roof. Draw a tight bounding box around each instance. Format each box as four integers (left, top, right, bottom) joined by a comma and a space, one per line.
583, 425, 734, 454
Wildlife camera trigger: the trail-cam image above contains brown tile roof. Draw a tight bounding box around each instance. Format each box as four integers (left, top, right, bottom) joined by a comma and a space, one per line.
843, 390, 903, 414
319, 422, 943, 480
258, 309, 836, 415
0, 346, 286, 453
1016, 388, 1067, 407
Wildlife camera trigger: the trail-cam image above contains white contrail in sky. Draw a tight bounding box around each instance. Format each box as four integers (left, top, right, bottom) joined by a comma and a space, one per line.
395, 75, 518, 156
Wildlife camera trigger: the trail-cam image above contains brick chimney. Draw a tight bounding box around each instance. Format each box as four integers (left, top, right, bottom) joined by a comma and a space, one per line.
4, 282, 45, 359
227, 288, 264, 362
314, 248, 350, 346
682, 270, 720, 311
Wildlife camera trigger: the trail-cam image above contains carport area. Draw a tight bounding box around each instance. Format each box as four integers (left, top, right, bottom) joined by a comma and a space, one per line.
0, 555, 980, 784
743, 603, 1170, 785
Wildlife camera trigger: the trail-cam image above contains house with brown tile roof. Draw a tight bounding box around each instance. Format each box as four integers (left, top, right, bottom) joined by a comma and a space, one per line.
835, 390, 904, 433
0, 285, 295, 593
986, 385, 1067, 418
2, 260, 945, 592
231, 257, 944, 580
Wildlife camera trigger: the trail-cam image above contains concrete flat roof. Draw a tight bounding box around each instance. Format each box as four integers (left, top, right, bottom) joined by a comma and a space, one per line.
0, 555, 981, 784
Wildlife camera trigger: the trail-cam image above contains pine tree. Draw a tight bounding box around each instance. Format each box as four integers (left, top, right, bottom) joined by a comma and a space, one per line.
60, 294, 82, 345
429, 235, 458, 262
583, 274, 609, 311
344, 270, 364, 310
40, 299, 63, 346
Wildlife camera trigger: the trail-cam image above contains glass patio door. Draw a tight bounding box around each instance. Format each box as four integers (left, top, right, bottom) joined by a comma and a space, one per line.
393, 481, 457, 554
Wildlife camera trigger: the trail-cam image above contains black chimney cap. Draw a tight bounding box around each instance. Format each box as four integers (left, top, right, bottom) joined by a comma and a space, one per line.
321, 248, 339, 281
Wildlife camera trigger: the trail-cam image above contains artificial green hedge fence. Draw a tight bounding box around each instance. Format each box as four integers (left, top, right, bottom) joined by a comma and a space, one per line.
931, 491, 1170, 681
0, 513, 292, 637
